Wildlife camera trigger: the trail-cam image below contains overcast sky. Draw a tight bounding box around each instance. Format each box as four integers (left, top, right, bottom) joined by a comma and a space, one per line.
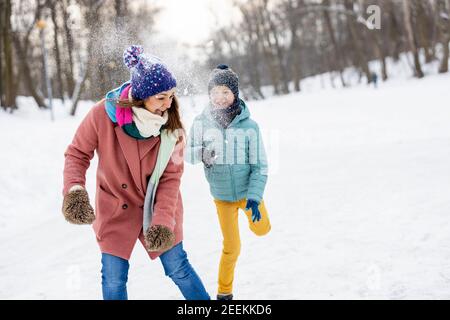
153, 0, 239, 46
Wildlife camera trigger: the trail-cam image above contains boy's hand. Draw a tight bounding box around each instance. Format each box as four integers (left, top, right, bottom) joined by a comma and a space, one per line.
245, 199, 261, 222
202, 147, 217, 168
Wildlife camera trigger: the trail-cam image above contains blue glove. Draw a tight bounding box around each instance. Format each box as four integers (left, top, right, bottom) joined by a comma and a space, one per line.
245, 199, 261, 222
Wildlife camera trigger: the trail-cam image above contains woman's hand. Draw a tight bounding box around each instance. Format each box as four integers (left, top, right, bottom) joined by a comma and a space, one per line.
144, 225, 175, 252
62, 185, 96, 225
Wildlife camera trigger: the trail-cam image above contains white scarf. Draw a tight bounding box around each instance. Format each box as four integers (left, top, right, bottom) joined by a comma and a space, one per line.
131, 107, 169, 138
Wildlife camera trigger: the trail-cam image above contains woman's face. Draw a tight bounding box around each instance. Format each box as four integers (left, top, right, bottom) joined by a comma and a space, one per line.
143, 88, 176, 116
209, 85, 235, 109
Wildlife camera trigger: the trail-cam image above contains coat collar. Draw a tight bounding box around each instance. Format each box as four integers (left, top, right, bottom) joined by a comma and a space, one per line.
202, 98, 250, 128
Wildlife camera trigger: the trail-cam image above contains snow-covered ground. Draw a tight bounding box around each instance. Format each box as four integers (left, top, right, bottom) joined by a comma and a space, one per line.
1, 61, 450, 299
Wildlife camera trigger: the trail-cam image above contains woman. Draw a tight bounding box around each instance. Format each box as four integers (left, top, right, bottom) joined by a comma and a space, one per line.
62, 45, 210, 300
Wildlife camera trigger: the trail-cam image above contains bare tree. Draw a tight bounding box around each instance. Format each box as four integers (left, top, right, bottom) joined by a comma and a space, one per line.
364, 0, 388, 81
321, 0, 347, 87
416, 0, 436, 63
263, 0, 290, 94
239, 1, 282, 95
1, 0, 6, 108
114, 0, 128, 29
403, 0, 425, 78
5, 0, 450, 108
0, 0, 3, 108
240, 20, 265, 99
282, 0, 304, 92
254, 1, 283, 94
69, 0, 105, 116
48, 0, 65, 100
437, 0, 450, 73
12, 0, 48, 108
1, 0, 17, 110
344, 0, 371, 83
61, 0, 75, 96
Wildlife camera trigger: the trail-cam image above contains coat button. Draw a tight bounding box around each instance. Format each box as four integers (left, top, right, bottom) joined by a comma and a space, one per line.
122, 204, 128, 209
121, 184, 127, 189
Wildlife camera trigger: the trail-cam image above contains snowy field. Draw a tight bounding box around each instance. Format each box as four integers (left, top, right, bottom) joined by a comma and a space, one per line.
1, 61, 450, 299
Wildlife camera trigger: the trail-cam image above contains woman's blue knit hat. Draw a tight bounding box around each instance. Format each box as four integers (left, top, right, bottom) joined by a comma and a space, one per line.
123, 45, 177, 100
208, 64, 239, 98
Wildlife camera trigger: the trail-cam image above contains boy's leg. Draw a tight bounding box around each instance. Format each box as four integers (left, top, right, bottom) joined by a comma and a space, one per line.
101, 253, 130, 300
240, 199, 271, 236
214, 199, 241, 295
159, 242, 210, 300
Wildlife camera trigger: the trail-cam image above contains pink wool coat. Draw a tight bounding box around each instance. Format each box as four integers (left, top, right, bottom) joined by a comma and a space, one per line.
63, 100, 184, 260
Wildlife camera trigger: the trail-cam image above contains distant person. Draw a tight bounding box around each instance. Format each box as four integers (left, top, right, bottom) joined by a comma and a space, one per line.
185, 65, 272, 300
61, 45, 210, 300
371, 72, 379, 88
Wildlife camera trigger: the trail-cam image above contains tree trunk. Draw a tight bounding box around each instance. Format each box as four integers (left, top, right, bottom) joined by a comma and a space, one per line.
366, 0, 388, 81
344, 0, 371, 83
403, 0, 425, 78
290, 31, 301, 92
285, 0, 303, 92
70, 0, 104, 115
245, 2, 281, 95
61, 0, 75, 95
114, 0, 128, 29
264, 4, 290, 94
253, 0, 288, 94
388, 9, 402, 61
0, 0, 5, 108
437, 0, 450, 73
416, 0, 435, 63
13, 34, 47, 108
69, 64, 87, 116
1, 0, 17, 110
10, 1, 47, 109
322, 0, 347, 87
372, 33, 388, 81
50, 1, 65, 100
242, 12, 265, 99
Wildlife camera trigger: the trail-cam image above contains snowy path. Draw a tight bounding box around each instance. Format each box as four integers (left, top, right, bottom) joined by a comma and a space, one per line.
1, 73, 450, 299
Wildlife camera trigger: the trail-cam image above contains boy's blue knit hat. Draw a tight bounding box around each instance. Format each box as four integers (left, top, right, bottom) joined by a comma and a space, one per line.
208, 64, 239, 98
123, 45, 177, 101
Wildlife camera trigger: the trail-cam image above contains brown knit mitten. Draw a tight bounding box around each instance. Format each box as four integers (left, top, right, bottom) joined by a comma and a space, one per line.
62, 188, 96, 225
144, 225, 175, 252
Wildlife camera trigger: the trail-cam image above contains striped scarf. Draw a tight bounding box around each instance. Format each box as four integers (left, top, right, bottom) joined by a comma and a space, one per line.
105, 82, 168, 139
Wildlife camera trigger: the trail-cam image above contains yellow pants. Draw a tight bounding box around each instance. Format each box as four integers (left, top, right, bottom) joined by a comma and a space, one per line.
214, 198, 271, 295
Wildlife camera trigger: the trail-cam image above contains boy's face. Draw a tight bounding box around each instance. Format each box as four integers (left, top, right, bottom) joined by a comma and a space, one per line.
209, 85, 235, 109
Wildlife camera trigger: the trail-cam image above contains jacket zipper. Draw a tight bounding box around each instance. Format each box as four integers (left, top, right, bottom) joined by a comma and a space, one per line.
224, 127, 238, 201
229, 165, 237, 201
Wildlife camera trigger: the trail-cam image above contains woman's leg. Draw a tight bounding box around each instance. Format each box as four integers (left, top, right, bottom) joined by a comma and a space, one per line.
159, 242, 210, 300
101, 253, 130, 300
239, 199, 271, 236
214, 199, 241, 295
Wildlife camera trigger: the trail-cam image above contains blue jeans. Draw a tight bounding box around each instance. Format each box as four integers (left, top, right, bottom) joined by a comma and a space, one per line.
101, 242, 210, 300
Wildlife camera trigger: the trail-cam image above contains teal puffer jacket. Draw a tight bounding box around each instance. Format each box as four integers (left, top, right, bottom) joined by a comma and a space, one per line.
185, 100, 268, 202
